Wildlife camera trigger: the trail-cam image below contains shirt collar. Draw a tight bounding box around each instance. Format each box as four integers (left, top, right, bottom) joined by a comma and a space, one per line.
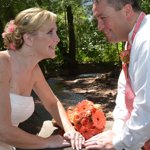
128, 12, 145, 46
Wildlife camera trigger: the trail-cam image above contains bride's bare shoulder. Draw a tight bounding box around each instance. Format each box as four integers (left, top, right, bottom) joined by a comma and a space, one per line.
0, 50, 11, 66
0, 50, 10, 57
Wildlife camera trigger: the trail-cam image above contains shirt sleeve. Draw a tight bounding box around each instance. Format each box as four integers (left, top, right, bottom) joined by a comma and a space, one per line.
112, 70, 129, 134
113, 39, 150, 150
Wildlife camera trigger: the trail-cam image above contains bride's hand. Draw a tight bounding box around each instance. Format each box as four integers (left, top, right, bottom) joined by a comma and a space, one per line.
64, 130, 85, 150
47, 135, 70, 148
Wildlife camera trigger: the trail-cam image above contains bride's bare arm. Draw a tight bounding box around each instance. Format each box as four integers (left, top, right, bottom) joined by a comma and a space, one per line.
33, 65, 85, 150
0, 54, 69, 149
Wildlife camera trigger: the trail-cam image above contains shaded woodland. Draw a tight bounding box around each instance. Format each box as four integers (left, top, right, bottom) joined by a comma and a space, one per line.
0, 0, 150, 76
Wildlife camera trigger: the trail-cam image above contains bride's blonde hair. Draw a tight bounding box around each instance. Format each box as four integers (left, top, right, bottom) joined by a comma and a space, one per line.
2, 7, 56, 50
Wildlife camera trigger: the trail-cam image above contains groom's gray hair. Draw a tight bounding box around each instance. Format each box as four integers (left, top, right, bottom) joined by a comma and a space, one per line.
93, 0, 140, 11
93, 0, 100, 3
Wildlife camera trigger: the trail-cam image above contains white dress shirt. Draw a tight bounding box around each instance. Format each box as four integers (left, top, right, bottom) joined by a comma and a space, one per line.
112, 14, 150, 150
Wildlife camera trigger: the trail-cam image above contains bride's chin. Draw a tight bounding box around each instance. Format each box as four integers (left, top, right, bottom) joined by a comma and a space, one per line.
48, 49, 55, 57
49, 53, 56, 59
50, 56, 56, 59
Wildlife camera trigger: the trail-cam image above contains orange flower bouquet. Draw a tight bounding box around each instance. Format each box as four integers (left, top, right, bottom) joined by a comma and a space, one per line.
67, 100, 106, 139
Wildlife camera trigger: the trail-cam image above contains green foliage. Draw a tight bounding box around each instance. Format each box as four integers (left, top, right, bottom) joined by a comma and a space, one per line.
140, 0, 150, 13
0, 0, 150, 73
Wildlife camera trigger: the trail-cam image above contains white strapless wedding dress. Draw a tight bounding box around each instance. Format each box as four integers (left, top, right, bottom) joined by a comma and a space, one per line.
0, 93, 35, 150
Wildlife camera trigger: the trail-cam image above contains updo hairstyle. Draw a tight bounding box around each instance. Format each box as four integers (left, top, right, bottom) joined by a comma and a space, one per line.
2, 7, 56, 50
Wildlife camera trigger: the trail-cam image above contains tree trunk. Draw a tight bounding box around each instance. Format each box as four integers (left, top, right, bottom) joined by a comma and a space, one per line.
66, 5, 78, 75
0, 19, 4, 50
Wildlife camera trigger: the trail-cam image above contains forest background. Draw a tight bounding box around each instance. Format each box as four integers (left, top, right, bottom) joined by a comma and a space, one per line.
0, 0, 150, 77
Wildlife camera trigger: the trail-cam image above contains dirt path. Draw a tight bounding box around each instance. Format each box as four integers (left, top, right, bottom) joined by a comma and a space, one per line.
62, 72, 118, 121
19, 71, 119, 136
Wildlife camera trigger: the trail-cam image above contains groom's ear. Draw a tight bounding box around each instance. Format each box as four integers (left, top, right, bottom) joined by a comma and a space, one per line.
123, 4, 134, 21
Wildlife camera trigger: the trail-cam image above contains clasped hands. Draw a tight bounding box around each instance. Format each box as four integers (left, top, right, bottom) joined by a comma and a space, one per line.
84, 130, 116, 150
64, 129, 85, 150
64, 130, 116, 150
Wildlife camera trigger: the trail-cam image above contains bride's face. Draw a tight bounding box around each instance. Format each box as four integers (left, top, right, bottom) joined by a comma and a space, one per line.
32, 20, 60, 59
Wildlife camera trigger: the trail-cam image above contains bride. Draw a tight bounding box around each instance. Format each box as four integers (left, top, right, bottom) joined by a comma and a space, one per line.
0, 7, 84, 150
